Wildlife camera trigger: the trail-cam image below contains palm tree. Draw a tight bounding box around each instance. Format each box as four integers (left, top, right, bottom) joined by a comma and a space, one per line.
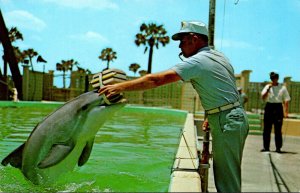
23, 48, 38, 70
129, 63, 141, 76
134, 23, 169, 73
14, 46, 26, 64
7, 27, 24, 65
98, 47, 117, 69
77, 66, 86, 74
8, 27, 23, 42
138, 70, 148, 77
56, 59, 79, 88
22, 48, 45, 100
67, 59, 79, 71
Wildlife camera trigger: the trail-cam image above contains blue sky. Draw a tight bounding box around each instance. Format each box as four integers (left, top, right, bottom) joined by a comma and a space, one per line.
1, 0, 300, 88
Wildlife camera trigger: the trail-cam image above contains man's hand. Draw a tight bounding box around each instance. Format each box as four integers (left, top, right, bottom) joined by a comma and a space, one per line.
267, 84, 272, 92
284, 112, 289, 118
284, 110, 289, 118
98, 84, 123, 98
202, 119, 209, 131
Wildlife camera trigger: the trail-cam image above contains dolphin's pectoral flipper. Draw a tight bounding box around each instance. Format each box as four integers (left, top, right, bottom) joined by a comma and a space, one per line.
38, 144, 74, 169
78, 138, 95, 166
1, 143, 25, 169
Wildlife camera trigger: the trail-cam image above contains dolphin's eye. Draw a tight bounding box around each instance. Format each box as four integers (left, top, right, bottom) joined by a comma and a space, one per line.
81, 105, 88, 110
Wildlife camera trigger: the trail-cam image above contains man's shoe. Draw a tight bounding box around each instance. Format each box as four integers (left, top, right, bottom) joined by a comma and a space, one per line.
276, 149, 282, 153
260, 149, 270, 152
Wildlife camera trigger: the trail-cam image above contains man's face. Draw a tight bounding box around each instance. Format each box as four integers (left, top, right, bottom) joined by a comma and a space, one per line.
179, 34, 197, 57
271, 76, 279, 84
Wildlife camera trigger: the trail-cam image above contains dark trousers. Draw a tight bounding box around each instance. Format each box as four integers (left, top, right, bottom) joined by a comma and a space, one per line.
263, 102, 284, 150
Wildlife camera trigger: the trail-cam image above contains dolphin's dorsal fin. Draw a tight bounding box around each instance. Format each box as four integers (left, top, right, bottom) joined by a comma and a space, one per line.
1, 143, 25, 169
78, 137, 95, 166
38, 144, 73, 169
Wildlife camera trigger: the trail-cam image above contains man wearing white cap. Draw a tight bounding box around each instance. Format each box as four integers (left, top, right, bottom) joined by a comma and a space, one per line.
99, 21, 249, 192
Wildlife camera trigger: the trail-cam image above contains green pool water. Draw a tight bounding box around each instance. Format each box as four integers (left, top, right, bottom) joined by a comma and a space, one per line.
0, 102, 187, 192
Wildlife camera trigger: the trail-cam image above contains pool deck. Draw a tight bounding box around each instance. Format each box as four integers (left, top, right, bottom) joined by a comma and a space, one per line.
169, 114, 300, 192
207, 134, 300, 192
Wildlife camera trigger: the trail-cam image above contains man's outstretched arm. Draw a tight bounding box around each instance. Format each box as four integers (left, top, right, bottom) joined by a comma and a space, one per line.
98, 69, 182, 98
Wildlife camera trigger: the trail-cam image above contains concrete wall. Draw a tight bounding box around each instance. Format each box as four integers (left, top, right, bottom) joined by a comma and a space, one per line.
20, 67, 300, 114
22, 65, 43, 101
282, 119, 300, 136
169, 113, 201, 192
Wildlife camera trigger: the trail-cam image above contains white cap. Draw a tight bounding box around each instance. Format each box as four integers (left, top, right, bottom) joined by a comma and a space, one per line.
172, 21, 208, 40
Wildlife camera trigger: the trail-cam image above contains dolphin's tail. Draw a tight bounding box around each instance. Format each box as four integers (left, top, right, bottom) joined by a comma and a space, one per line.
1, 143, 25, 169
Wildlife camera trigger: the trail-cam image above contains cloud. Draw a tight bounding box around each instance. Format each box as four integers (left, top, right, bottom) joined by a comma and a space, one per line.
69, 31, 109, 43
42, 0, 119, 10
5, 10, 46, 31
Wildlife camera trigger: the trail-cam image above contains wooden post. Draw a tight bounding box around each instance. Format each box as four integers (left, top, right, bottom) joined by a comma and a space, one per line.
199, 129, 211, 192
208, 0, 216, 49
198, 1, 216, 191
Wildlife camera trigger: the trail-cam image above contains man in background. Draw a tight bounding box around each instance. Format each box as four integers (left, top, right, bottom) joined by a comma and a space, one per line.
238, 87, 248, 108
261, 72, 290, 153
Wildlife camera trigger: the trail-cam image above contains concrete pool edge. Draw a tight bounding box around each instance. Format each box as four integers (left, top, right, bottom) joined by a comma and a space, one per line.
0, 100, 64, 107
168, 113, 201, 192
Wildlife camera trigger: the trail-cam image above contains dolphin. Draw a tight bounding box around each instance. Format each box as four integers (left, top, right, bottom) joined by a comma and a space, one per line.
1, 90, 126, 184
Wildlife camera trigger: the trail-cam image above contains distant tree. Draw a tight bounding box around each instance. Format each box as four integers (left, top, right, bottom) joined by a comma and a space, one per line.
129, 63, 141, 76
68, 59, 79, 71
8, 27, 23, 42
7, 27, 24, 64
138, 70, 147, 77
77, 67, 91, 75
23, 48, 38, 70
56, 59, 79, 88
77, 66, 86, 74
134, 23, 169, 73
98, 47, 117, 69
13, 46, 26, 64
86, 69, 92, 75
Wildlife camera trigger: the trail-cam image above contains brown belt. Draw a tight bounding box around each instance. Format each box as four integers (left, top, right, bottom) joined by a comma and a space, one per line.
206, 101, 240, 115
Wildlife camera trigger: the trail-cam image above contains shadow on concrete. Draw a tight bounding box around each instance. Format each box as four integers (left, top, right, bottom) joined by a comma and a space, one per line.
271, 150, 298, 154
